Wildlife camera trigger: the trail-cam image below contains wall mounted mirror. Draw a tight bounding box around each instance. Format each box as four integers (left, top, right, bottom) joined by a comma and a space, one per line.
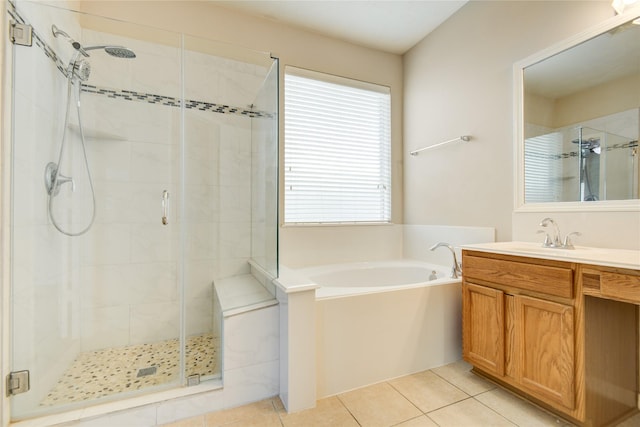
515, 11, 640, 212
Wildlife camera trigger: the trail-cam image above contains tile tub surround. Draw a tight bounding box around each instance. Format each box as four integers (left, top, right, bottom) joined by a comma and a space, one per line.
41, 334, 218, 407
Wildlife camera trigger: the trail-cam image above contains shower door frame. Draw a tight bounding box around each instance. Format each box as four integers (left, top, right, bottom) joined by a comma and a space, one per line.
4, 2, 187, 419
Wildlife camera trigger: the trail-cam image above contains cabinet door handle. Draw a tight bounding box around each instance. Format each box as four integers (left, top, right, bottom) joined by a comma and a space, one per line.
161, 190, 169, 225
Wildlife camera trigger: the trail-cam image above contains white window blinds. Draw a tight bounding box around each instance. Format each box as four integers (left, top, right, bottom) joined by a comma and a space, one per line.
524, 132, 563, 203
284, 68, 391, 224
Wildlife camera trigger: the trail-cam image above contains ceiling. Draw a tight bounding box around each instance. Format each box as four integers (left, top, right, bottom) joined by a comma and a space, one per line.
525, 20, 640, 99
215, 1, 468, 54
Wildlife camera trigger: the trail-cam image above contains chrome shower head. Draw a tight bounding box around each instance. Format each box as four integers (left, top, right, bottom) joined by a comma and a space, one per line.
83, 45, 136, 59
104, 46, 136, 59
52, 25, 136, 60
571, 137, 601, 151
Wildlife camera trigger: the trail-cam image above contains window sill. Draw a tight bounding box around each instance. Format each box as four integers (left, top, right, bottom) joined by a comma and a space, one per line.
281, 222, 395, 228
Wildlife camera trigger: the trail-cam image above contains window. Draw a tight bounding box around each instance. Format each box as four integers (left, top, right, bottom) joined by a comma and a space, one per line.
524, 132, 563, 203
284, 67, 391, 224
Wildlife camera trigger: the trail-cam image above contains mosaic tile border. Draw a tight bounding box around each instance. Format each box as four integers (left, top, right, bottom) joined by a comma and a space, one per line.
81, 84, 271, 118
8, 1, 273, 119
527, 139, 638, 161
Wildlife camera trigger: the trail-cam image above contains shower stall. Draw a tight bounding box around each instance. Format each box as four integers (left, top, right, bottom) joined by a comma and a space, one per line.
4, 0, 278, 420
524, 120, 639, 203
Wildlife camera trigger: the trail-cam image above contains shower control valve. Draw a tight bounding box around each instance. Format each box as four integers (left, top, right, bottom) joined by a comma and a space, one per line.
44, 162, 75, 196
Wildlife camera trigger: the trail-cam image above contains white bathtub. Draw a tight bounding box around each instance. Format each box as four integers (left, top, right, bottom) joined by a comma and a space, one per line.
298, 259, 453, 298
295, 259, 463, 398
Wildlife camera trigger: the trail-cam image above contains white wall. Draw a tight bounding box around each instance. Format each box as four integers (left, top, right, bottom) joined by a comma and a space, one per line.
279, 225, 403, 268
402, 1, 639, 249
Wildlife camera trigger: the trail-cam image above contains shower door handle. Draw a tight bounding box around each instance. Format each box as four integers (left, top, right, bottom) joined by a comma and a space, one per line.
161, 190, 169, 225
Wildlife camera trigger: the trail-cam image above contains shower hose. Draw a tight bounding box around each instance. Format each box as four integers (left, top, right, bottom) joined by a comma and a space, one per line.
47, 59, 96, 236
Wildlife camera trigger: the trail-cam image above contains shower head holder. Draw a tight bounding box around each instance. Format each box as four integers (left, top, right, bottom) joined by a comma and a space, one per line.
52, 25, 89, 57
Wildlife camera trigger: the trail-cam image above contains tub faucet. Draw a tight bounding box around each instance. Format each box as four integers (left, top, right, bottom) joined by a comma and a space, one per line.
429, 242, 462, 279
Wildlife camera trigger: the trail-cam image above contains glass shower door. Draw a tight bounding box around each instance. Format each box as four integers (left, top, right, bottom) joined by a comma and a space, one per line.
602, 130, 638, 200
251, 59, 279, 278
181, 35, 278, 382
8, 2, 183, 418
8, 1, 279, 421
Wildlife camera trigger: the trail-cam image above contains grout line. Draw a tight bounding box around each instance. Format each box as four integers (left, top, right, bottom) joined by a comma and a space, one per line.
334, 394, 363, 426
424, 412, 443, 427
428, 373, 473, 398
427, 367, 522, 425
385, 377, 430, 415
429, 364, 496, 397
471, 395, 519, 427
271, 396, 286, 427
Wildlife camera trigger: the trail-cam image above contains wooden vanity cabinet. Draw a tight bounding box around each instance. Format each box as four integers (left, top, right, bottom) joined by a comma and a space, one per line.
462, 250, 579, 419
462, 250, 640, 426
462, 283, 505, 376
514, 294, 575, 409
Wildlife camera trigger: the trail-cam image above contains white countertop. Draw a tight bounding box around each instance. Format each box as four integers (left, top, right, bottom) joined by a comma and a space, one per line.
461, 241, 640, 270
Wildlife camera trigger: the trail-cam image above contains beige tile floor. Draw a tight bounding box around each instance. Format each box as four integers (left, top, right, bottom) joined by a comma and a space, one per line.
159, 360, 640, 427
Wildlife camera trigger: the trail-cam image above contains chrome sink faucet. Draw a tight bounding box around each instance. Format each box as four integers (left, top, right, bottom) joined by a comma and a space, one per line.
429, 242, 462, 278
538, 217, 581, 249
561, 231, 582, 249
539, 217, 561, 247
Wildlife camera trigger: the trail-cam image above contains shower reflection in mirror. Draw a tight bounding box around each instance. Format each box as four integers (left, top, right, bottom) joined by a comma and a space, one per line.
524, 110, 639, 203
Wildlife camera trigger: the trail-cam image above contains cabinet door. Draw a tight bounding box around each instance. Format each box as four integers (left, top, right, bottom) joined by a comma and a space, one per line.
516, 295, 574, 409
462, 282, 504, 376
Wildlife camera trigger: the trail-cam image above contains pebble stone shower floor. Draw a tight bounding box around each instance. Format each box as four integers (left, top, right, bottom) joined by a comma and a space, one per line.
41, 334, 218, 406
